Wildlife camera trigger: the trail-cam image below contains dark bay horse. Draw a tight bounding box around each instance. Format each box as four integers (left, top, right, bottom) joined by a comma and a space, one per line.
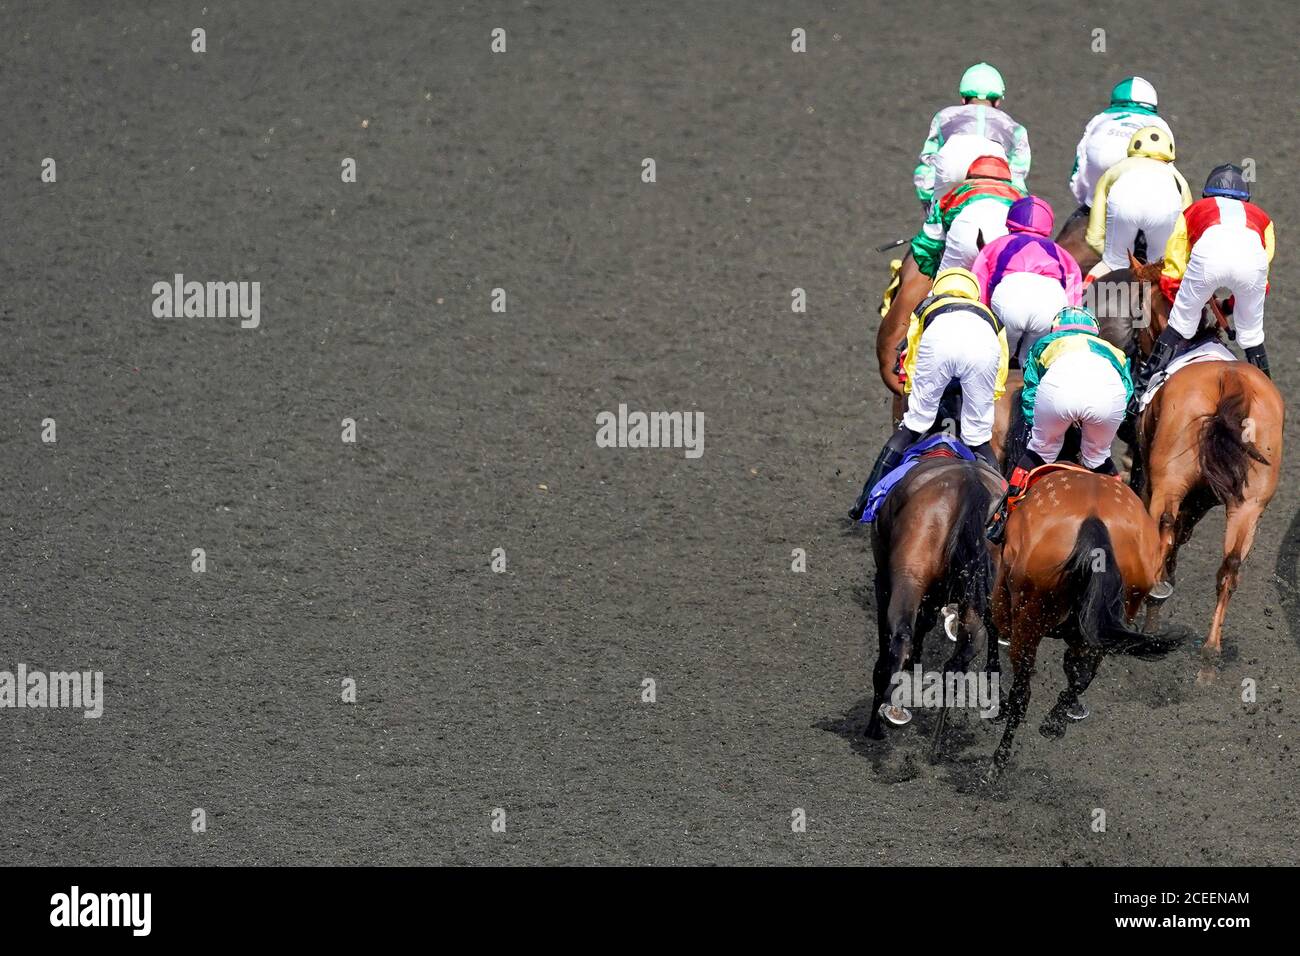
865, 455, 1004, 742
1125, 257, 1285, 682
987, 469, 1172, 780
1055, 206, 1101, 276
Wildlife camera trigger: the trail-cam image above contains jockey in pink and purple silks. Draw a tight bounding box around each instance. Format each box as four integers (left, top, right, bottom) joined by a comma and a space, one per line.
971, 196, 1084, 367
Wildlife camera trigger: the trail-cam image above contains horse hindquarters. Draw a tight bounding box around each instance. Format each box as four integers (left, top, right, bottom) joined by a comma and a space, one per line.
1196, 367, 1282, 667
1066, 517, 1145, 648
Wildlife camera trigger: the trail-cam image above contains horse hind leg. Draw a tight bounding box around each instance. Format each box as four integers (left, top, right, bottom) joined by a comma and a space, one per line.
986, 599, 1045, 784
1041, 639, 1104, 739
866, 575, 922, 738
931, 604, 984, 762
1143, 488, 1188, 633
1200, 500, 1265, 684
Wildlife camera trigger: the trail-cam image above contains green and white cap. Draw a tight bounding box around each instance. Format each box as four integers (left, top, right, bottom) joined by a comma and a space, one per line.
958, 63, 1005, 100
1110, 76, 1158, 109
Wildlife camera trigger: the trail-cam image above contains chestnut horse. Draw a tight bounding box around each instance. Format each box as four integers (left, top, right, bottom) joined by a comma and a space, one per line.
1125, 256, 1285, 682
987, 469, 1176, 780
865, 456, 1004, 742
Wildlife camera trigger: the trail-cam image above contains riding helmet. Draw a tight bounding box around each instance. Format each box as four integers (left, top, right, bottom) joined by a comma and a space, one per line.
931, 267, 982, 301
959, 63, 1006, 101
1202, 164, 1251, 201
1127, 126, 1175, 162
1110, 76, 1159, 110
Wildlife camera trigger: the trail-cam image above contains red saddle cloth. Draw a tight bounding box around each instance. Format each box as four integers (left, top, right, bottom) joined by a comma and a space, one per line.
1007, 462, 1093, 515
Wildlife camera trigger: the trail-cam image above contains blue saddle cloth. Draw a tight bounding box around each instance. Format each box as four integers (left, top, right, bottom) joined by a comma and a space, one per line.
859, 434, 978, 524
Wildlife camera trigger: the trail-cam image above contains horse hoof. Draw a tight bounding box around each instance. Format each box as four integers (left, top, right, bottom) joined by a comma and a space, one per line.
1148, 580, 1174, 602
865, 720, 886, 741
880, 703, 912, 726
943, 604, 959, 641
1195, 666, 1219, 687
1066, 700, 1090, 721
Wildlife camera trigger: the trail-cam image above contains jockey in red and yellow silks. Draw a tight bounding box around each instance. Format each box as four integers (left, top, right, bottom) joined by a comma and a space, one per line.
1129, 164, 1275, 420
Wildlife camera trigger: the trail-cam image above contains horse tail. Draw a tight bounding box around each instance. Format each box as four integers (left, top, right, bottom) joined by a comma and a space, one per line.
1200, 367, 1270, 505
944, 465, 995, 618
1063, 516, 1144, 649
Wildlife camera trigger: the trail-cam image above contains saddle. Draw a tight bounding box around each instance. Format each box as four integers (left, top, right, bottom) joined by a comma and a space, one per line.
860, 435, 1001, 524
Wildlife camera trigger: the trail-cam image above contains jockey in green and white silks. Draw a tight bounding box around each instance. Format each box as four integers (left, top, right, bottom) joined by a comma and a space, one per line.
913, 63, 1031, 206
911, 155, 1026, 277
986, 306, 1132, 543
1068, 76, 1173, 210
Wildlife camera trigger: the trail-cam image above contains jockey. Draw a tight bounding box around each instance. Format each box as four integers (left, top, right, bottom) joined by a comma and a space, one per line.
1085, 126, 1192, 278
987, 306, 1132, 542
1068, 77, 1172, 214
1130, 164, 1275, 406
971, 196, 1083, 367
913, 63, 1031, 207
911, 155, 1027, 278
849, 268, 1008, 521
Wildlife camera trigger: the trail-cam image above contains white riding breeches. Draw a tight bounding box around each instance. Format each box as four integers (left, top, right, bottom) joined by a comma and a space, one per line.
1167, 224, 1269, 348
903, 312, 1003, 445
1027, 350, 1128, 469
1100, 168, 1184, 271
990, 272, 1069, 367
939, 199, 1012, 274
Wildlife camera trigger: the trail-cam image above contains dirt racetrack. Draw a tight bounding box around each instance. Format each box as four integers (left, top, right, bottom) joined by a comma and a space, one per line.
2, 1, 1299, 865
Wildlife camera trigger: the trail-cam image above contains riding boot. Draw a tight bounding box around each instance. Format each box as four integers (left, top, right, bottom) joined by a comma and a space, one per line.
1122, 326, 1190, 434
986, 450, 1044, 543
968, 440, 998, 470
848, 426, 918, 521
1244, 344, 1271, 379
1089, 456, 1119, 477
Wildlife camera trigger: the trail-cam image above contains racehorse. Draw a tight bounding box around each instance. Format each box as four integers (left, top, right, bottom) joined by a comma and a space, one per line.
987, 468, 1171, 780
1125, 256, 1285, 682
876, 252, 932, 396
1054, 207, 1101, 276
864, 455, 1004, 744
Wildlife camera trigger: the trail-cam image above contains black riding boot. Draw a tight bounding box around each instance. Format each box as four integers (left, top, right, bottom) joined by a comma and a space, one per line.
1120, 326, 1190, 439
848, 426, 919, 521
969, 441, 998, 470
1090, 456, 1118, 477
1245, 344, 1271, 379
1130, 327, 1189, 411
986, 449, 1044, 543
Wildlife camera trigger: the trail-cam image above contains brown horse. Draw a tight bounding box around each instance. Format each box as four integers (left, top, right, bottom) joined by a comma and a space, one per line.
865, 455, 1004, 743
1055, 206, 1101, 276
987, 469, 1171, 780
1126, 257, 1285, 682
876, 253, 933, 396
